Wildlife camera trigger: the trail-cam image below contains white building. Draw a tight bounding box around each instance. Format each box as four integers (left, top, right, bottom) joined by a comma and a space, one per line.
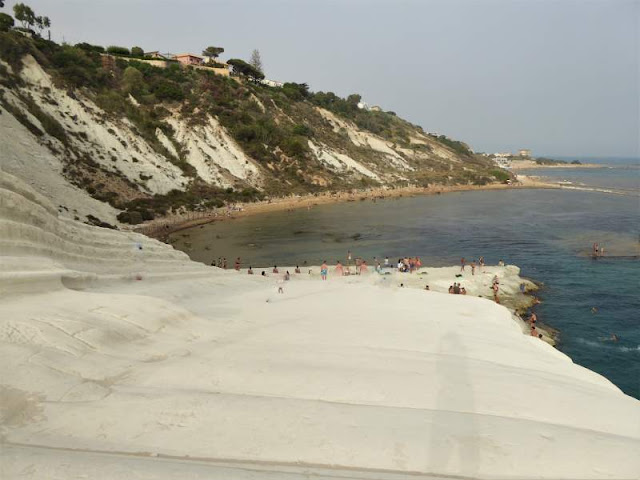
262, 79, 284, 88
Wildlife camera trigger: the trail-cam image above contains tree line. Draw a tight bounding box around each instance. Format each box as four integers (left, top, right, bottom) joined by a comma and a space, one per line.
0, 2, 51, 38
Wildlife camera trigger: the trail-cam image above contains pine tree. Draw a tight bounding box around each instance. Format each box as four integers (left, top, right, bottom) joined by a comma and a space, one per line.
249, 49, 263, 73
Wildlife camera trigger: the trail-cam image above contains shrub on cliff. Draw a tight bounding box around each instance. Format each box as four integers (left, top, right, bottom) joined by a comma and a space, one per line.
489, 169, 510, 183
106, 45, 130, 56
74, 42, 105, 53
0, 13, 14, 32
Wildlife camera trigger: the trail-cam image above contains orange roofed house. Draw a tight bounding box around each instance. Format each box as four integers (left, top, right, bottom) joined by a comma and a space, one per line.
174, 53, 204, 66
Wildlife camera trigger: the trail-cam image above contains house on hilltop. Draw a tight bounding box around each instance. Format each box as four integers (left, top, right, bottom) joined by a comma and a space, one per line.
174, 53, 204, 66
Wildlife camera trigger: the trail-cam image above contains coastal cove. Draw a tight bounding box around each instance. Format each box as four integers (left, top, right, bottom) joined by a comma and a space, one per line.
170, 188, 640, 399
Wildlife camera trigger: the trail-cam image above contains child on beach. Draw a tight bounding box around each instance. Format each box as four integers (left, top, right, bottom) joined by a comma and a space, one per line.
460, 257, 465, 271
321, 261, 328, 280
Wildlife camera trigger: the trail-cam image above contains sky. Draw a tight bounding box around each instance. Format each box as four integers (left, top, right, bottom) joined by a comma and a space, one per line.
7, 0, 639, 158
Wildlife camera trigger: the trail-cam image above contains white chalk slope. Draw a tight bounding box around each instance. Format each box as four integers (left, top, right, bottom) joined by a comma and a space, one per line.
0, 170, 638, 479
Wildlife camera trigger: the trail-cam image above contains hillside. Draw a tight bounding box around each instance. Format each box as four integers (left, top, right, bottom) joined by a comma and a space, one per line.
0, 32, 504, 227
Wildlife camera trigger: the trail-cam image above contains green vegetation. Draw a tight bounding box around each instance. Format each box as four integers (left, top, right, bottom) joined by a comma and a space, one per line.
117, 183, 263, 224
433, 135, 473, 157
0, 12, 14, 32
227, 58, 264, 82
0, 22, 504, 220
489, 169, 511, 183
249, 49, 263, 73
535, 157, 567, 165
106, 45, 130, 56
202, 45, 224, 61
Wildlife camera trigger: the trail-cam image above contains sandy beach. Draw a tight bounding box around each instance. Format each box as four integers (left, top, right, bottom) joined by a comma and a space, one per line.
2, 170, 639, 479
137, 176, 558, 239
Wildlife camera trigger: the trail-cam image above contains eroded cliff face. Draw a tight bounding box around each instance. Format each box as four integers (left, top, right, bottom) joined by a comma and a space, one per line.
1, 50, 497, 226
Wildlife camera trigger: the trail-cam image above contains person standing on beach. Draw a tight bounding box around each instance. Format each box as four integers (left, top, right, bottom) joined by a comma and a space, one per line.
223, 258, 228, 269
360, 260, 368, 274
321, 261, 328, 280
347, 250, 352, 265
460, 257, 466, 272
234, 257, 241, 271
471, 261, 476, 276
335, 261, 344, 276
384, 256, 389, 267
492, 282, 500, 303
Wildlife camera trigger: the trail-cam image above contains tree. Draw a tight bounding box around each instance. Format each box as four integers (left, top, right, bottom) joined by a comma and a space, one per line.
346, 93, 362, 105
122, 66, 145, 96
202, 46, 224, 62
0, 12, 13, 32
13, 3, 35, 29
227, 58, 265, 83
106, 46, 130, 56
249, 49, 263, 73
282, 82, 310, 101
131, 46, 144, 57
34, 15, 50, 35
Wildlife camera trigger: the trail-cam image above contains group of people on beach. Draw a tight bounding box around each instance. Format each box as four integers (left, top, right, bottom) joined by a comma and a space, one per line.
211, 257, 228, 269
396, 257, 422, 273
448, 283, 467, 295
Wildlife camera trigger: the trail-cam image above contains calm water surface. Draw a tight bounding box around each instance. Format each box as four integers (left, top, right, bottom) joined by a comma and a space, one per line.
172, 188, 640, 399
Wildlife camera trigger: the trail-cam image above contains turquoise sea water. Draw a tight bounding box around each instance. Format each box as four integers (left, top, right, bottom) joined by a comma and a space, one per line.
172, 162, 640, 399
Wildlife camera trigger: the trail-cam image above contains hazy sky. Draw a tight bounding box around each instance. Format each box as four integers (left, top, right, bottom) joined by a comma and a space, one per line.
9, 0, 639, 158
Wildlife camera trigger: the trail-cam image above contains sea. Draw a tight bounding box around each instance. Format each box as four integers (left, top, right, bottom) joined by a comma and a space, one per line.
171, 158, 640, 399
